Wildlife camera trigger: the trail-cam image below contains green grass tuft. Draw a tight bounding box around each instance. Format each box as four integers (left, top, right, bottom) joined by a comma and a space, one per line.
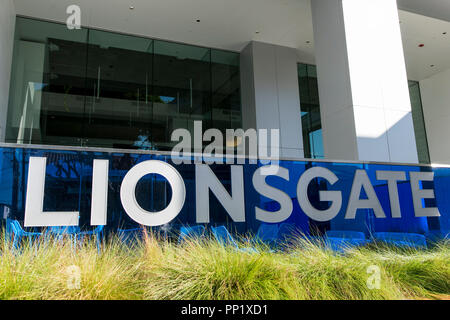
0, 231, 448, 300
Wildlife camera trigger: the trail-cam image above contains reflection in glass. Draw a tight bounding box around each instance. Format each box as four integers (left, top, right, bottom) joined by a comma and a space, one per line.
6, 18, 242, 152
85, 30, 153, 149
409, 81, 431, 164
211, 50, 242, 134
6, 17, 88, 146
298, 64, 324, 159
152, 41, 211, 151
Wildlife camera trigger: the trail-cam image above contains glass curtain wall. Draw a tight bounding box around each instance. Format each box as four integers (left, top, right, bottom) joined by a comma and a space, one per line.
297, 64, 324, 159
408, 81, 431, 164
152, 41, 211, 151
298, 64, 431, 164
6, 18, 89, 147
211, 50, 241, 134
84, 30, 153, 149
6, 17, 242, 151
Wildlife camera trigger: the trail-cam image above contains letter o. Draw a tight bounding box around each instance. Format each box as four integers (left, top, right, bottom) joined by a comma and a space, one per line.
120, 160, 186, 226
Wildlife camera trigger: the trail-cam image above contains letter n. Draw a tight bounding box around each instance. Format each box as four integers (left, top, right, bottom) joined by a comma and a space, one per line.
195, 165, 245, 223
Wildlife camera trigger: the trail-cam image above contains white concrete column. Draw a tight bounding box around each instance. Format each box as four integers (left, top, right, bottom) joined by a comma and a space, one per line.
419, 68, 450, 165
311, 0, 419, 163
0, 0, 15, 142
240, 41, 304, 159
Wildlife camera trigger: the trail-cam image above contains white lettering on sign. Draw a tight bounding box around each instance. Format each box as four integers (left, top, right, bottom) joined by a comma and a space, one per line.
253, 166, 293, 223
195, 165, 245, 223
345, 170, 386, 220
376, 171, 406, 218
91, 159, 109, 226
120, 160, 186, 227
410, 171, 440, 218
297, 167, 342, 222
24, 157, 79, 227
23, 157, 441, 227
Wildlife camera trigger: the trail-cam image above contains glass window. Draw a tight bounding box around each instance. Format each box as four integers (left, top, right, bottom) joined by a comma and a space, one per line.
211, 49, 242, 134
152, 40, 212, 151
6, 17, 88, 146
298, 64, 324, 159
408, 81, 431, 164
84, 30, 153, 149
6, 17, 242, 152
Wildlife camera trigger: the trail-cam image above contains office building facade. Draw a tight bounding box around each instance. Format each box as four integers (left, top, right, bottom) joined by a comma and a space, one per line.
0, 0, 449, 240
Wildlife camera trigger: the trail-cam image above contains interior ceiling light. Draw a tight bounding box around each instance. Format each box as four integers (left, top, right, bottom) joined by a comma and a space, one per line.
129, 5, 134, 10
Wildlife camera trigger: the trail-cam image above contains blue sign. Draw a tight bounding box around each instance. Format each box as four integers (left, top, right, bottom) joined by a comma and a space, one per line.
0, 145, 448, 240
